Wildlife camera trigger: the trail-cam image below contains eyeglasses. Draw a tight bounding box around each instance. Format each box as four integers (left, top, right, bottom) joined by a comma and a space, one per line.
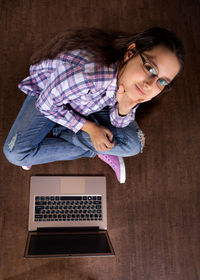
139, 53, 170, 91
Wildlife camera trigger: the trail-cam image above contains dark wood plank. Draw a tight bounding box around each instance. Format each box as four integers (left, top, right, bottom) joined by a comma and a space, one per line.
0, 0, 200, 279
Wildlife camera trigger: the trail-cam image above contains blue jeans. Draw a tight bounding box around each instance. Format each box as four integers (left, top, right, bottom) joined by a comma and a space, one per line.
3, 96, 145, 166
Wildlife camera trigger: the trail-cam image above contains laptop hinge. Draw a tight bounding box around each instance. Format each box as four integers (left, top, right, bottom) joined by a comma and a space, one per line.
37, 227, 100, 232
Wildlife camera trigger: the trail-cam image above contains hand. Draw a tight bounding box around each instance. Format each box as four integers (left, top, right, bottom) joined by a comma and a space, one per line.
117, 84, 144, 115
81, 121, 115, 152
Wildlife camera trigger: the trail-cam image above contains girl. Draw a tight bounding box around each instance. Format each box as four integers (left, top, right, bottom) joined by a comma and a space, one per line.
3, 27, 185, 183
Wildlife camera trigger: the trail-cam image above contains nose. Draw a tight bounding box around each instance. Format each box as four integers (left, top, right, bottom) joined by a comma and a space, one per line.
143, 76, 157, 89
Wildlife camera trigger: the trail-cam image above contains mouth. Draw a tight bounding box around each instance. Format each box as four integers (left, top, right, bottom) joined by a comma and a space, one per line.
136, 84, 145, 96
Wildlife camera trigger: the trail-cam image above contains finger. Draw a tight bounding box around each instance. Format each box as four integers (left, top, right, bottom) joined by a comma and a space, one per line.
96, 144, 106, 152
105, 141, 115, 150
95, 145, 102, 152
100, 144, 112, 151
105, 129, 114, 143
102, 136, 114, 148
96, 143, 109, 152
96, 142, 113, 152
106, 144, 114, 150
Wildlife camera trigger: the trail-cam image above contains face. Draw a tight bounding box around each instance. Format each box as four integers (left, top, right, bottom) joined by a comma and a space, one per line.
117, 44, 181, 103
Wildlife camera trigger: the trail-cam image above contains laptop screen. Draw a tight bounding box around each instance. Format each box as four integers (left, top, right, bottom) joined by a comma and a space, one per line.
25, 231, 115, 257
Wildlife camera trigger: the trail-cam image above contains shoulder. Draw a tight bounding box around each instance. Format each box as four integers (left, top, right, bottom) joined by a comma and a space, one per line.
84, 57, 118, 91
57, 49, 117, 74
55, 49, 97, 66
57, 49, 118, 90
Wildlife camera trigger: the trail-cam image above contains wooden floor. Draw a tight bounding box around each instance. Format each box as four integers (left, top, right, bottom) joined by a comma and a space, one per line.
0, 0, 200, 279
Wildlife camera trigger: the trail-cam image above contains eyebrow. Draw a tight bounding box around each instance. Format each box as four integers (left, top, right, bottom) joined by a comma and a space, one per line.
143, 53, 172, 83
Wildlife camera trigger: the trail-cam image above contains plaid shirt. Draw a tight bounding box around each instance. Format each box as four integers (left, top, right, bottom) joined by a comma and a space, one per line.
18, 49, 137, 133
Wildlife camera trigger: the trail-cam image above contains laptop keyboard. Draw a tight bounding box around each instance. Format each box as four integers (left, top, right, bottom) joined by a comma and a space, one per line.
34, 196, 102, 222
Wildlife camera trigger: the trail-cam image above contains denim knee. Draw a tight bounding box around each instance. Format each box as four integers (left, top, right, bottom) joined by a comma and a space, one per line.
127, 128, 145, 156
3, 138, 27, 166
113, 127, 145, 157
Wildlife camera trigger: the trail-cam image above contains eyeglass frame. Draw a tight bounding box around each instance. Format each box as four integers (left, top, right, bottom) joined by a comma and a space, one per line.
138, 52, 172, 91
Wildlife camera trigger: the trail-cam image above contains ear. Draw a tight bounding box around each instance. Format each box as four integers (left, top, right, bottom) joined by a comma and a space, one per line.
124, 43, 137, 63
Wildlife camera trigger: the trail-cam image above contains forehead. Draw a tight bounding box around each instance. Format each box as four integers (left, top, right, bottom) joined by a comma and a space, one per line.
143, 45, 181, 80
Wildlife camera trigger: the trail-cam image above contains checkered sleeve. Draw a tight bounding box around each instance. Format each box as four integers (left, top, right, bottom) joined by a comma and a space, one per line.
35, 64, 90, 133
109, 103, 137, 127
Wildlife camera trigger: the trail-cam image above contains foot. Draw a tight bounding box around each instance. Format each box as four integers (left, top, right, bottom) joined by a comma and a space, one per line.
97, 154, 126, 183
22, 165, 32, 170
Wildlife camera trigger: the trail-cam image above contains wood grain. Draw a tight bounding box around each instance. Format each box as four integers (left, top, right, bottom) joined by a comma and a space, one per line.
0, 0, 199, 279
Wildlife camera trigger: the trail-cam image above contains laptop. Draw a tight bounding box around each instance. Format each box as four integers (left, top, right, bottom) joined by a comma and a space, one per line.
24, 176, 115, 258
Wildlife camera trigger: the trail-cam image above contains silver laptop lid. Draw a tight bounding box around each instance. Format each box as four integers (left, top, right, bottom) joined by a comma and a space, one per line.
29, 176, 107, 231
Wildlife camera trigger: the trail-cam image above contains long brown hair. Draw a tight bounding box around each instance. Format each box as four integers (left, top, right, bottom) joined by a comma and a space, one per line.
30, 27, 185, 92
31, 27, 185, 69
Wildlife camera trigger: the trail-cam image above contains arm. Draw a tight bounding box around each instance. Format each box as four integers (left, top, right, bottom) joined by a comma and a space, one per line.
35, 64, 89, 133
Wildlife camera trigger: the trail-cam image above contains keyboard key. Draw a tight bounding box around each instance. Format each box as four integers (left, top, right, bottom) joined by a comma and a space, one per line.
35, 201, 44, 205
35, 215, 43, 219
35, 206, 44, 211
61, 196, 82, 200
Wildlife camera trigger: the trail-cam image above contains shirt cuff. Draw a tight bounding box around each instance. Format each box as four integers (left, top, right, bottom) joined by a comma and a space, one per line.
109, 103, 137, 127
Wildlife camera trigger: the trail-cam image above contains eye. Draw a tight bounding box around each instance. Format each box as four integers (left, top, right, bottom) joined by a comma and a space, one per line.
144, 63, 157, 76
158, 78, 168, 86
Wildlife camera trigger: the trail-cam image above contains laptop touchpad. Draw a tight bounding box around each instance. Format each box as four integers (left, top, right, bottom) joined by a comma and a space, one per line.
60, 178, 86, 194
